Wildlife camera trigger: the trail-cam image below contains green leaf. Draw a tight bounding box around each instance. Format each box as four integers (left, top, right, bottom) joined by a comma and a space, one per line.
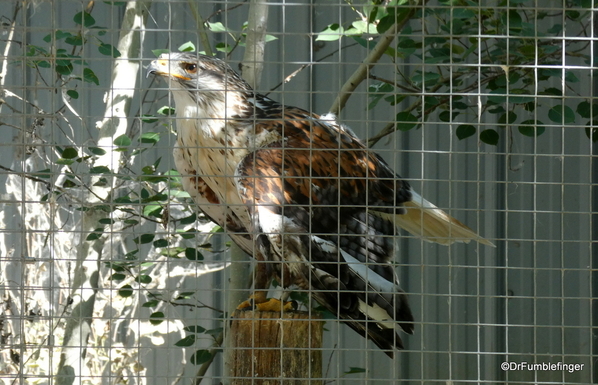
98, 43, 121, 58
86, 227, 104, 241
65, 35, 84, 46
345, 367, 367, 374
215, 42, 232, 54
143, 204, 162, 217
93, 177, 108, 187
110, 273, 126, 281
439, 111, 458, 122
56, 64, 73, 76
118, 284, 134, 298
395, 111, 418, 131
67, 90, 79, 99
564, 71, 579, 83
157, 106, 175, 116
149, 311, 165, 325
480, 129, 499, 145
453, 8, 476, 19
547, 23, 562, 34
83, 68, 99, 85
90, 166, 111, 174
175, 335, 196, 347
143, 165, 155, 175
140, 132, 160, 144
456, 125, 476, 140
377, 14, 395, 34
106, 262, 126, 272
153, 239, 168, 248
73, 11, 96, 27
142, 299, 160, 308
43, 34, 51, 43
184, 325, 207, 334
61, 147, 78, 159
577, 101, 591, 118
504, 9, 522, 32
88, 147, 106, 155
548, 105, 575, 124
206, 22, 229, 33
133, 234, 155, 244
98, 218, 115, 225
190, 350, 212, 365
411, 71, 440, 84
541, 87, 562, 96
508, 89, 535, 104
63, 180, 78, 188
55, 158, 74, 166
152, 49, 170, 57
175, 292, 195, 300
316, 24, 344, 41
35, 60, 51, 68
585, 125, 598, 142
518, 120, 545, 137
135, 274, 152, 284
141, 115, 158, 123
349, 20, 377, 35
33, 169, 52, 179
179, 213, 197, 225
178, 41, 196, 52
498, 112, 517, 125
487, 88, 507, 104
185, 248, 204, 261
114, 134, 132, 147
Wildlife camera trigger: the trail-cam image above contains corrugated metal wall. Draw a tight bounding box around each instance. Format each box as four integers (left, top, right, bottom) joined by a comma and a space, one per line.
0, 1, 593, 384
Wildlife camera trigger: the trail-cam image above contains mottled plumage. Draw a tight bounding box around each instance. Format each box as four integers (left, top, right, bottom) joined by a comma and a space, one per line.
148, 52, 493, 357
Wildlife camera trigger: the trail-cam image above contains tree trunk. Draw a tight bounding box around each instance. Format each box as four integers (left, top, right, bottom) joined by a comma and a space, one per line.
55, 2, 151, 384
228, 310, 323, 385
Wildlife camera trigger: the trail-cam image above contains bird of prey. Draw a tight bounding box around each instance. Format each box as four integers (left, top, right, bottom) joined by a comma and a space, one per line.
148, 52, 493, 356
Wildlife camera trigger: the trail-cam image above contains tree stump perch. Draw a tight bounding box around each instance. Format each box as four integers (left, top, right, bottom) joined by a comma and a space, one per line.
228, 310, 323, 385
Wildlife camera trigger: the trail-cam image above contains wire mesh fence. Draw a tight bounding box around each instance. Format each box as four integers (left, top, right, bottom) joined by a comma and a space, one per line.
0, 0, 594, 384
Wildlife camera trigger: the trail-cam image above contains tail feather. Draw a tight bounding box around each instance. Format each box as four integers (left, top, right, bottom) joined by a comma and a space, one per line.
392, 191, 495, 247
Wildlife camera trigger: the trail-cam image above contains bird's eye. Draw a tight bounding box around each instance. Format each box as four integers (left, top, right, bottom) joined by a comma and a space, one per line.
183, 63, 198, 74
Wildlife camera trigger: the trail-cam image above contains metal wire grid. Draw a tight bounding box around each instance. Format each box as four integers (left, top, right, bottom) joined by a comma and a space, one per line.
0, 0, 594, 384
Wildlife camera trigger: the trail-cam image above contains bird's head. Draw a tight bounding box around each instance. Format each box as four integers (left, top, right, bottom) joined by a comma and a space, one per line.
147, 52, 259, 124
147, 52, 251, 94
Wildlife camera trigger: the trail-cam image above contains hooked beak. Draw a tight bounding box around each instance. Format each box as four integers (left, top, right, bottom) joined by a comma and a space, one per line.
146, 57, 168, 78
147, 55, 191, 81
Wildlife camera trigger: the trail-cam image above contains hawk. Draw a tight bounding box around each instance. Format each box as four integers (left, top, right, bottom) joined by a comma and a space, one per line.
148, 52, 493, 356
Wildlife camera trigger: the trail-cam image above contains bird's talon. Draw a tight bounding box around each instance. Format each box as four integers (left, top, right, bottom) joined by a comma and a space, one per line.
237, 299, 255, 310
236, 296, 296, 312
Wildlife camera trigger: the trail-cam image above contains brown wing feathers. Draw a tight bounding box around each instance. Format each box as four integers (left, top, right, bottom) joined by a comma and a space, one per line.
236, 111, 415, 354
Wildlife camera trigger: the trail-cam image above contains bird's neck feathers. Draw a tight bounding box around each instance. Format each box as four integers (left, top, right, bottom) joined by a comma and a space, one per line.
172, 82, 281, 151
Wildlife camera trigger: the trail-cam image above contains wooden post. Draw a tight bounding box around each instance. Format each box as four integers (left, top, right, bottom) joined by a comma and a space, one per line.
228, 310, 323, 385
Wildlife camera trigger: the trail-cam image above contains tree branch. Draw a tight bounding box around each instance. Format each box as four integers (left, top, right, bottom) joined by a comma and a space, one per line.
328, 4, 419, 116
240, 0, 269, 89
187, 1, 213, 56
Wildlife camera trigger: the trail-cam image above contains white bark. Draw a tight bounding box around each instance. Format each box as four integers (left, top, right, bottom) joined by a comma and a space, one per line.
221, 1, 270, 384
55, 2, 151, 384
240, 0, 269, 89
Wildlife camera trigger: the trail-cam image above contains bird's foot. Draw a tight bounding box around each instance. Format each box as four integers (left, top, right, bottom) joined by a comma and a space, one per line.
238, 295, 297, 312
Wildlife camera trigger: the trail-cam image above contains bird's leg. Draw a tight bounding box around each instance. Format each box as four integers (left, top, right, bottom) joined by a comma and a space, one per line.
237, 258, 296, 312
